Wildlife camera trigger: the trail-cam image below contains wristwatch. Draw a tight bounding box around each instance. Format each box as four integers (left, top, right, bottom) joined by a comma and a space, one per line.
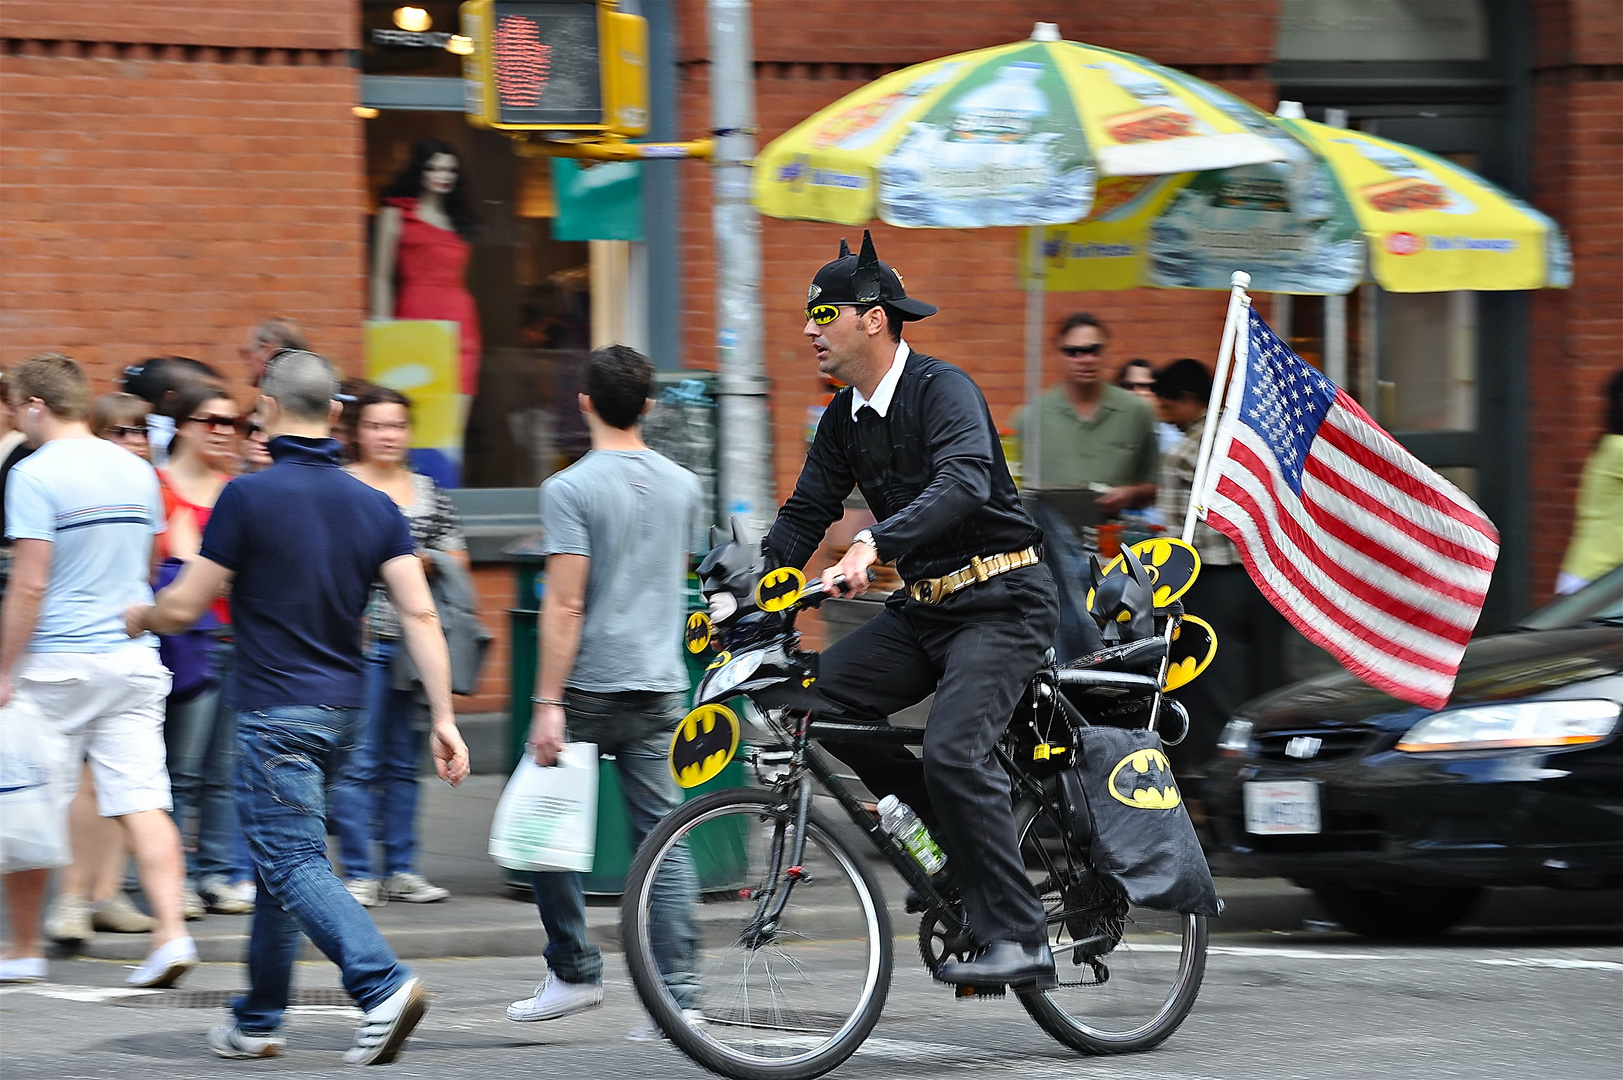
852, 529, 877, 553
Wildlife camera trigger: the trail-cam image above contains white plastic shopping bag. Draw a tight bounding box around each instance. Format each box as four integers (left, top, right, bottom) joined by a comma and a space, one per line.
0, 697, 71, 873
489, 742, 599, 873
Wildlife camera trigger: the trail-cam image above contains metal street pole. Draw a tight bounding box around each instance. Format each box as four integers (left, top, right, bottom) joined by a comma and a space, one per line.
708, 0, 772, 535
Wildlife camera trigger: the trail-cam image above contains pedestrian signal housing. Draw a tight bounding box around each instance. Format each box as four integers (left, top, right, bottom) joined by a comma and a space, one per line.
459, 0, 648, 135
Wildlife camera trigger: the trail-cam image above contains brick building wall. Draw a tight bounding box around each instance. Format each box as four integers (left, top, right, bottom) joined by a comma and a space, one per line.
0, 1, 366, 388
1527, 0, 1623, 597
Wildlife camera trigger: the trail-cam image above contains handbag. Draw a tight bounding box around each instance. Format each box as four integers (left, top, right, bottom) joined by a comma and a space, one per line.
153, 558, 221, 701
489, 742, 599, 873
1071, 725, 1221, 916
0, 695, 71, 872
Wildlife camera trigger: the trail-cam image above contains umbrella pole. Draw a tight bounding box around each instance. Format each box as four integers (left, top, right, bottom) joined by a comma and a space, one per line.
1023, 227, 1046, 492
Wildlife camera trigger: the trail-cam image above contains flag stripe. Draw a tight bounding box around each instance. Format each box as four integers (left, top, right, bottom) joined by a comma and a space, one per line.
1212, 447, 1470, 665
1202, 309, 1499, 710
1317, 406, 1500, 554
1294, 481, 1494, 607
1216, 442, 1481, 642
1206, 505, 1454, 707
1319, 395, 1501, 543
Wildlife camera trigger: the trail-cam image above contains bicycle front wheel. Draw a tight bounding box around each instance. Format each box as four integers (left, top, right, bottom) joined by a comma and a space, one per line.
1013, 797, 1208, 1054
620, 789, 893, 1080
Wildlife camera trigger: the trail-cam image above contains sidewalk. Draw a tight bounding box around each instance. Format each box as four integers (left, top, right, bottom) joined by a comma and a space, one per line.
63, 775, 1619, 963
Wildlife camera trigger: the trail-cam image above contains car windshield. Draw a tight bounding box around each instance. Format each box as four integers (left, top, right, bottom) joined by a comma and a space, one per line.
1515, 565, 1623, 631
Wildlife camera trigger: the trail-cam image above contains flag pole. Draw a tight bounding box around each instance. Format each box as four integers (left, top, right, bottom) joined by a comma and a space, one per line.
1148, 270, 1251, 736
1183, 270, 1252, 543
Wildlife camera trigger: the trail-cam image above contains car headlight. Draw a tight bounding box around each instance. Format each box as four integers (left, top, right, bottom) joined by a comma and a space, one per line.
704, 651, 764, 700
1217, 718, 1254, 756
1396, 699, 1620, 752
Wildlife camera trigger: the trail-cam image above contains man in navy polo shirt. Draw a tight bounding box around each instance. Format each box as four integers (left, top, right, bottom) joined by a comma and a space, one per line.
130, 350, 468, 1067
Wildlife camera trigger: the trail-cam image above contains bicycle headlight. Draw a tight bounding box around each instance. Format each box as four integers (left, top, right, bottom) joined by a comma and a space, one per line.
703, 651, 764, 700
1396, 699, 1620, 752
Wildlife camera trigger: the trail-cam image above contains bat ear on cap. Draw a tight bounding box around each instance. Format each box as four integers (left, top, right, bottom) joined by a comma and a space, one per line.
853, 230, 882, 303
1088, 553, 1104, 591
838, 237, 851, 258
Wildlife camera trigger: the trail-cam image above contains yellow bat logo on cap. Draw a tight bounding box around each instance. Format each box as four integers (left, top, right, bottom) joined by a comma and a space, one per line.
1162, 615, 1218, 692
1108, 747, 1181, 809
755, 567, 805, 612
685, 612, 713, 655
669, 703, 740, 788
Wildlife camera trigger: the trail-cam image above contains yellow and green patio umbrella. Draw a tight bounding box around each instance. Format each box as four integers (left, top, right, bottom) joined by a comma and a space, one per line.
753, 25, 1288, 229
1036, 103, 1572, 294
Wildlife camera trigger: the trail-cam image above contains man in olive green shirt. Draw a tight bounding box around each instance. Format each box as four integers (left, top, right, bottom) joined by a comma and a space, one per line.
1016, 312, 1158, 511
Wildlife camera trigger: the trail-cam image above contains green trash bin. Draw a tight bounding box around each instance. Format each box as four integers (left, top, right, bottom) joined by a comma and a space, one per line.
505, 560, 748, 895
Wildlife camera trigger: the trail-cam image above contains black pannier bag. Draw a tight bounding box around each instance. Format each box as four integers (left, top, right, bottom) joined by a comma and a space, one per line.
1066, 724, 1221, 916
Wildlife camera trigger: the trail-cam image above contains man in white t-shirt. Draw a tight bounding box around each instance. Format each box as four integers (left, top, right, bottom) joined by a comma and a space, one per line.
0, 353, 195, 988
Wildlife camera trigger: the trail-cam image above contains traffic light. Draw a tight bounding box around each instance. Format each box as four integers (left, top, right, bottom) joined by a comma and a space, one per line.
460, 0, 648, 136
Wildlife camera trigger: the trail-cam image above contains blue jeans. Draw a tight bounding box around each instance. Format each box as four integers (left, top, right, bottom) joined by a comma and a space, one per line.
164, 641, 250, 885
232, 706, 411, 1034
330, 642, 426, 880
528, 689, 699, 1009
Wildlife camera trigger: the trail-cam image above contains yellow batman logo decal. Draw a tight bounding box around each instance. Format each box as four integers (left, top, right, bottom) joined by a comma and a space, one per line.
1108, 747, 1181, 809
669, 703, 740, 789
755, 567, 805, 612
685, 612, 713, 655
1088, 538, 1202, 611
1162, 615, 1218, 692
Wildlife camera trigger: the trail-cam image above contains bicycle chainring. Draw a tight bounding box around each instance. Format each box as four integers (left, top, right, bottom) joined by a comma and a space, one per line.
917, 910, 977, 975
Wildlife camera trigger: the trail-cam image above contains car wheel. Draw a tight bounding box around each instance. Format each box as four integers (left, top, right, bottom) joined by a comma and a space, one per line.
1311, 885, 1483, 939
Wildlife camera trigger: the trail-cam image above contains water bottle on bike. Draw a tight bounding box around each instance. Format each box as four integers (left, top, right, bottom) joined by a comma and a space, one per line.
877, 795, 946, 875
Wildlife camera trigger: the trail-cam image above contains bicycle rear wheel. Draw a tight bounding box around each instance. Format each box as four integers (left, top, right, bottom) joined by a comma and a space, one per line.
620, 789, 893, 1080
1012, 797, 1207, 1054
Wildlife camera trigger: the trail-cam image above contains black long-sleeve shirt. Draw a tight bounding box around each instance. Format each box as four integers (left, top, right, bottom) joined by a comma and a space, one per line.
766, 350, 1041, 582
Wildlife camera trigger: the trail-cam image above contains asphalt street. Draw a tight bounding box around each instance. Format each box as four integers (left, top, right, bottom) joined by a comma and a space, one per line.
2, 925, 1619, 1080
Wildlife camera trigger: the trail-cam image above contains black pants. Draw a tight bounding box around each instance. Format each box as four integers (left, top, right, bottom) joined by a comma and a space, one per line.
817, 563, 1060, 946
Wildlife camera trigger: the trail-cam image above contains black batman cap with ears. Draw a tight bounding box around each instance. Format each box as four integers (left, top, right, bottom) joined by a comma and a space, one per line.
806, 229, 938, 320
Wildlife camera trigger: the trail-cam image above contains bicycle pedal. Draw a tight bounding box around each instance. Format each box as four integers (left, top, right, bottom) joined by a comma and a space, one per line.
953, 984, 1006, 999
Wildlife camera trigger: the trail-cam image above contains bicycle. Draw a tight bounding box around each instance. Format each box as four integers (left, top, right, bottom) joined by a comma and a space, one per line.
620, 549, 1211, 1080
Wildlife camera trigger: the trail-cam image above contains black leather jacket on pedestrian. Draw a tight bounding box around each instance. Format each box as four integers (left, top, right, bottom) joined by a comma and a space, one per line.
767, 350, 1042, 583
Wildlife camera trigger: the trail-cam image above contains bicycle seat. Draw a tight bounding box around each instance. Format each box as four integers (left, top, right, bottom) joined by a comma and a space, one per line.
1063, 637, 1167, 674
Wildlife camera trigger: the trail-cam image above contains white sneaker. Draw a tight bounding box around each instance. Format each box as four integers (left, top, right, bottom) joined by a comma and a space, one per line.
127, 936, 198, 988
627, 1008, 706, 1042
343, 977, 427, 1066
346, 878, 382, 908
182, 886, 207, 921
207, 1020, 285, 1059
383, 873, 449, 904
506, 974, 603, 1022
0, 957, 46, 984
45, 894, 94, 944
199, 877, 256, 915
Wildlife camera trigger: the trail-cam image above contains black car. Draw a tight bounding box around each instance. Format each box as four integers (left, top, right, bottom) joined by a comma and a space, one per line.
1206, 566, 1623, 938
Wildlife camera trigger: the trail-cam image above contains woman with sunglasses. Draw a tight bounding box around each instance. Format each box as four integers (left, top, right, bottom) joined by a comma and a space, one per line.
156, 383, 255, 919
330, 384, 467, 906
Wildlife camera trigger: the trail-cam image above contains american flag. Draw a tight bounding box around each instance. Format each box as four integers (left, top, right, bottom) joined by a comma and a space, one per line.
1200, 309, 1499, 710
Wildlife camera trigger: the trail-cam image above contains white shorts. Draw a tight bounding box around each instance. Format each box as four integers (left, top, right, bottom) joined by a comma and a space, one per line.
7, 648, 172, 821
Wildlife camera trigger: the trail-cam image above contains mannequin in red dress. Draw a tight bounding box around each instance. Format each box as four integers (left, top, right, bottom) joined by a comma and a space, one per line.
371, 140, 483, 396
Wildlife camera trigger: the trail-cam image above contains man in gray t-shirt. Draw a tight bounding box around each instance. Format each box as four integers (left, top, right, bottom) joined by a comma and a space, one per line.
506, 346, 704, 1038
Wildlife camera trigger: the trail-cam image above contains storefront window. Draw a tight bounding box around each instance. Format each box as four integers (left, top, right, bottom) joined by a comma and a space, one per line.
365, 109, 593, 488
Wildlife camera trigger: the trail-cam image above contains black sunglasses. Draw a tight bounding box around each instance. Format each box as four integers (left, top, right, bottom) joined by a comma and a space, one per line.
1122, 380, 1156, 391
188, 413, 243, 432
105, 425, 149, 439
1060, 343, 1104, 357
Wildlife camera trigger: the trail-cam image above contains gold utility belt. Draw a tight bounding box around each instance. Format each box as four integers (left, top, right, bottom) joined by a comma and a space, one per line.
908, 546, 1040, 605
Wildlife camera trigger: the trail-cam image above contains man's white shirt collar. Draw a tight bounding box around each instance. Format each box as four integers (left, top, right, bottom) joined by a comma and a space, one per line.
850, 341, 910, 419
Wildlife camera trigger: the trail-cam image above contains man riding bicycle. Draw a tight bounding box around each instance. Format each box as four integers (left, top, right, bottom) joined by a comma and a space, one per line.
764, 233, 1062, 990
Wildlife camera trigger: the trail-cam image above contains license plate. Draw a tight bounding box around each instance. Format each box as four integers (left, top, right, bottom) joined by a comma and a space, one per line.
1244, 781, 1321, 835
